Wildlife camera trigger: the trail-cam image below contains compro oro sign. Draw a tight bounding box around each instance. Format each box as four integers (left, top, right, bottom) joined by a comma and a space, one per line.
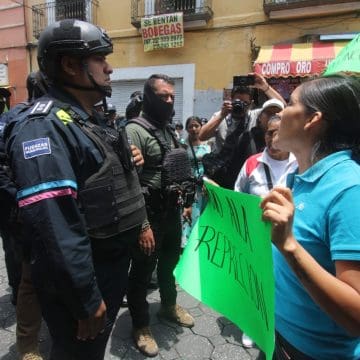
258, 60, 332, 77
254, 42, 347, 78
141, 12, 184, 52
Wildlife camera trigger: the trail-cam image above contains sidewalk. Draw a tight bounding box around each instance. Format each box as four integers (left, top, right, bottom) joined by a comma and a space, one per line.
0, 245, 263, 360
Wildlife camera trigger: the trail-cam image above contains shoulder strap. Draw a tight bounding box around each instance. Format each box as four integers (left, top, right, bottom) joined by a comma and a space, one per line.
189, 142, 200, 176
128, 116, 178, 155
128, 116, 157, 133
263, 163, 273, 190
28, 100, 54, 117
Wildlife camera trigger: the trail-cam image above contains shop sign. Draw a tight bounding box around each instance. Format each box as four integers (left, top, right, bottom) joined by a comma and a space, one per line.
0, 64, 9, 86
255, 59, 333, 77
141, 12, 184, 52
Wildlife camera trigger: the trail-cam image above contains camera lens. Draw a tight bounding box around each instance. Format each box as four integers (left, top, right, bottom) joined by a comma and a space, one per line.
231, 99, 246, 116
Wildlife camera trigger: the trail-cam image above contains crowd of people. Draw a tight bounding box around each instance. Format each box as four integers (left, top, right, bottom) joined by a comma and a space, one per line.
0, 19, 359, 360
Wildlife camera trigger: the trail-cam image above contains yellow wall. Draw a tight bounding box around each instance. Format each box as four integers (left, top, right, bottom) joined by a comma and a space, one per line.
25, 0, 360, 92
95, 0, 360, 91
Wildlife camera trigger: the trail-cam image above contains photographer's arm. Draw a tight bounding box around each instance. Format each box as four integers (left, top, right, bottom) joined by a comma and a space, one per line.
251, 73, 286, 106
199, 101, 232, 141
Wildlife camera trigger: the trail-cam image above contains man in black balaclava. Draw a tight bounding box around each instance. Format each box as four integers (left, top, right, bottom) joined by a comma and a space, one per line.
126, 74, 194, 357
142, 78, 174, 127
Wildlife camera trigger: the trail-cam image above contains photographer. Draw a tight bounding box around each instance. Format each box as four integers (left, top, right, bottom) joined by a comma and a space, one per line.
202, 95, 284, 189
199, 73, 285, 153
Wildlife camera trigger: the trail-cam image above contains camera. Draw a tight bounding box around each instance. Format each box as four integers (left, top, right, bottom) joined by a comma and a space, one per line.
231, 99, 247, 117
233, 75, 255, 87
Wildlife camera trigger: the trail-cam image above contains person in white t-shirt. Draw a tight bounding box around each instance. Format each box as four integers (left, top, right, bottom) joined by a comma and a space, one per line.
234, 115, 297, 349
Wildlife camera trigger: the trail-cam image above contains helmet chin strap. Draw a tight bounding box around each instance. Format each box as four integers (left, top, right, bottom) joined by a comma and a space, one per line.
61, 61, 112, 98
102, 97, 108, 113
83, 61, 112, 98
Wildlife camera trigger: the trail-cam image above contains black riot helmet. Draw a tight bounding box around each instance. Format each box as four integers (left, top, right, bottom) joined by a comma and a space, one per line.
26, 71, 49, 101
37, 19, 113, 96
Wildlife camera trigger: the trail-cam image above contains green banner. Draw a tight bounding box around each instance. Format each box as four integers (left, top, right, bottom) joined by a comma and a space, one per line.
175, 181, 274, 359
324, 33, 360, 76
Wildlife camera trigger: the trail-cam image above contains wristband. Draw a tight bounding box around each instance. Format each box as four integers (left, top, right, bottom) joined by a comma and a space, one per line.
141, 219, 151, 233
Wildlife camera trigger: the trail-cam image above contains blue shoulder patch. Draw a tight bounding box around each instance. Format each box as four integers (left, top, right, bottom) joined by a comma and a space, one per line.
29, 100, 53, 116
22, 137, 51, 159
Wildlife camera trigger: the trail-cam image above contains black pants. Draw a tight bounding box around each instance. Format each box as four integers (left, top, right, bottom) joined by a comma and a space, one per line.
0, 225, 22, 299
127, 208, 182, 328
31, 229, 137, 360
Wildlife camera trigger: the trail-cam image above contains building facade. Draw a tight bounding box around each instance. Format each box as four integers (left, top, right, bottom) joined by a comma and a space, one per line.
0, 0, 28, 106
8, 0, 360, 121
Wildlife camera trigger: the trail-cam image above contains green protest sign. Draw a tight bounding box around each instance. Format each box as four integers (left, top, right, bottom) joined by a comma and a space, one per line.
324, 33, 360, 75
175, 181, 274, 359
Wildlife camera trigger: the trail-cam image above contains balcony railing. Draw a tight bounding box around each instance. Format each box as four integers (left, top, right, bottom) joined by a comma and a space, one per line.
131, 0, 213, 28
263, 0, 358, 16
32, 0, 99, 39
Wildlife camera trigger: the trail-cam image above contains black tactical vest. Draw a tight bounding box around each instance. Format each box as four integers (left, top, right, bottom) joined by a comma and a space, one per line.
129, 116, 195, 209
76, 120, 146, 239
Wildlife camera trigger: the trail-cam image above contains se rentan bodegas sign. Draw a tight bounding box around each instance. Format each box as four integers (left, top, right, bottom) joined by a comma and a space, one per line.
141, 12, 184, 52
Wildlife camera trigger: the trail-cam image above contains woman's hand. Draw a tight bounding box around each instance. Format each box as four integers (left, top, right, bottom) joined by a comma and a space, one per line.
182, 206, 192, 225
260, 187, 295, 251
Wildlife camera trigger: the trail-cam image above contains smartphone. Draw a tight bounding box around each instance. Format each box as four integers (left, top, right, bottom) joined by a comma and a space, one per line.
233, 75, 255, 87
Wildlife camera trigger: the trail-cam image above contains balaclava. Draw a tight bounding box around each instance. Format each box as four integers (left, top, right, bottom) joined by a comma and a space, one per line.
142, 81, 174, 128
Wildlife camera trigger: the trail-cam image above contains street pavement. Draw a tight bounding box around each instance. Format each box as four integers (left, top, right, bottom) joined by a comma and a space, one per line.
0, 245, 264, 360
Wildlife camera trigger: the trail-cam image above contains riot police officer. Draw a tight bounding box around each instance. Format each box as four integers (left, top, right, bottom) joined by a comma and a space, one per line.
4, 19, 150, 360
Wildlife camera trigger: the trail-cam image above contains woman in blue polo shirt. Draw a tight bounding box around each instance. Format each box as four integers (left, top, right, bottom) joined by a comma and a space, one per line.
261, 75, 360, 360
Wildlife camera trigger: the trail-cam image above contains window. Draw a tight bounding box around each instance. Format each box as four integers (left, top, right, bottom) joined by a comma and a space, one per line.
144, 0, 203, 16
46, 0, 92, 24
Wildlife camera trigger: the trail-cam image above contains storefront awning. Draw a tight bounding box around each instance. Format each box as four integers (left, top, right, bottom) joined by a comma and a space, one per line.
254, 42, 347, 78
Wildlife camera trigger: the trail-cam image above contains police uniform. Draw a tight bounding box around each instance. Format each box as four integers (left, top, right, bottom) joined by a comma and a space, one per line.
5, 87, 146, 359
